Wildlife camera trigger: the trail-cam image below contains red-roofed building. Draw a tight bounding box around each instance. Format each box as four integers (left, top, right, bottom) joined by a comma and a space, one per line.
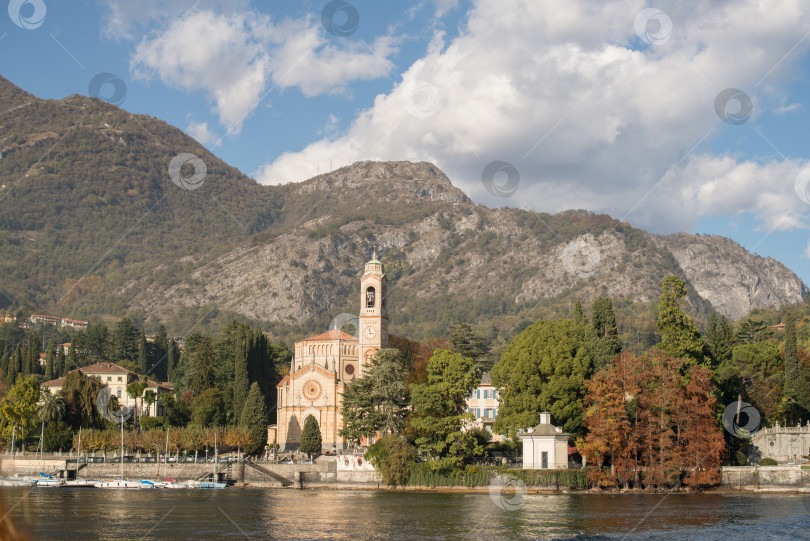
42, 362, 174, 417
274, 256, 388, 452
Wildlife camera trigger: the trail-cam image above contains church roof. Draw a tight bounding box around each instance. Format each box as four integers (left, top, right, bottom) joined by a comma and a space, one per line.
367, 258, 382, 264
303, 329, 358, 342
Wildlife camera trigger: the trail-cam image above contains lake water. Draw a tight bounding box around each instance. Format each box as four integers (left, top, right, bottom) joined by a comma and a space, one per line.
2, 488, 808, 540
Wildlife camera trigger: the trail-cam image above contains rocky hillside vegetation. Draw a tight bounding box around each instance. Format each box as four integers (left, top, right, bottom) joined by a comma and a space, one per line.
0, 76, 805, 344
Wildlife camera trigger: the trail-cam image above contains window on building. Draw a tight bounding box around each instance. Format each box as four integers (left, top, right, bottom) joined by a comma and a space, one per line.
118, 376, 122, 382
476, 390, 481, 399
484, 409, 490, 418
541, 451, 548, 469
117, 389, 121, 398
107, 376, 112, 382
476, 409, 481, 418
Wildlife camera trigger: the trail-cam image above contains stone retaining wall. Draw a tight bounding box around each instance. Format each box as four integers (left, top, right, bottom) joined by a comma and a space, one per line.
721, 465, 810, 490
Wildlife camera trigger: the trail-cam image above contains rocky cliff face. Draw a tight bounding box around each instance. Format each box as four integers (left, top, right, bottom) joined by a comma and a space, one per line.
657, 233, 807, 319
129, 161, 807, 330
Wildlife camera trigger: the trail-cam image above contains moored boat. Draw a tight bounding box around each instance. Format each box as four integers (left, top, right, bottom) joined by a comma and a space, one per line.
94, 479, 142, 489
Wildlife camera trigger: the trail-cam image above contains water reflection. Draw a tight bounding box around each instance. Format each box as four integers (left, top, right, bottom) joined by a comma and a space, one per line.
1, 488, 807, 540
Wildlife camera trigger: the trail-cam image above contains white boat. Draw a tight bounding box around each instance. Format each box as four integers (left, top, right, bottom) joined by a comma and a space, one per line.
137, 480, 156, 489
94, 479, 142, 489
35, 474, 65, 487
64, 479, 97, 487
0, 478, 37, 487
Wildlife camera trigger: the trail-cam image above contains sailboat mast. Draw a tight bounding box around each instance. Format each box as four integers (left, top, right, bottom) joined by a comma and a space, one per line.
120, 416, 124, 479
39, 422, 44, 471
10, 425, 15, 475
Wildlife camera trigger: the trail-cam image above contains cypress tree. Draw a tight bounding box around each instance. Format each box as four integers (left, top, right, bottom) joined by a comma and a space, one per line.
167, 339, 177, 383
9, 348, 21, 381
573, 301, 588, 327
783, 313, 810, 411
67, 343, 78, 371
138, 331, 148, 374
590, 296, 621, 369
55, 347, 66, 377
233, 333, 250, 422
300, 415, 323, 458
239, 382, 267, 455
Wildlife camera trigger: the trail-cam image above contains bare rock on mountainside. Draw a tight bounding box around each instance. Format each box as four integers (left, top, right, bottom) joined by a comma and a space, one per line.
0, 74, 805, 336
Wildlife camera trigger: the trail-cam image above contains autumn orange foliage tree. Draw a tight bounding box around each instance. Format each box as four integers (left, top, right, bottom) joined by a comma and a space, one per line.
577, 352, 724, 489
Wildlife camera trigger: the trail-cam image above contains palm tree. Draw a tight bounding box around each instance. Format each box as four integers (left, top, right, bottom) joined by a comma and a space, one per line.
38, 390, 65, 423
143, 390, 156, 417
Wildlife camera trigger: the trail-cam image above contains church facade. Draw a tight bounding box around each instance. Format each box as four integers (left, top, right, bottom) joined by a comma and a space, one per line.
275, 256, 389, 451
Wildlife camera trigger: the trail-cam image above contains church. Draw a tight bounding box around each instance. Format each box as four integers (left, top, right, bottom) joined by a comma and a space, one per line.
274, 255, 389, 451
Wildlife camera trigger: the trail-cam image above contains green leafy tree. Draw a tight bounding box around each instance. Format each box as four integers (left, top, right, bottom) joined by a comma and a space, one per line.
61, 369, 106, 428
239, 382, 267, 455
656, 276, 707, 366
300, 415, 323, 458
0, 375, 41, 449
163, 393, 191, 426
365, 434, 416, 486
492, 319, 593, 438
715, 341, 782, 425
408, 349, 482, 468
190, 388, 226, 427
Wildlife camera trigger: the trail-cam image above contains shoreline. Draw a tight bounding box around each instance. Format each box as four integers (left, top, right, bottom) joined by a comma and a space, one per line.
236, 482, 810, 495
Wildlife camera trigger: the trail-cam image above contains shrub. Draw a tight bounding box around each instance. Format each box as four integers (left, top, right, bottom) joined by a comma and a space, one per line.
758, 458, 778, 466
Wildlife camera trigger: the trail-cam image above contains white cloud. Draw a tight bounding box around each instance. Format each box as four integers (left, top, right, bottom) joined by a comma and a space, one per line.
186, 120, 217, 146
776, 102, 801, 115
128, 8, 395, 135
255, 0, 810, 234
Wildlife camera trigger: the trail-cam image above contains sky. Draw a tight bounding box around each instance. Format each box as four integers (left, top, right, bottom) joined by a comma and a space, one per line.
2, 0, 810, 286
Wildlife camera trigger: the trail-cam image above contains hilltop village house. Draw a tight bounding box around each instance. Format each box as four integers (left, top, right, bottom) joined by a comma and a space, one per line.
42, 362, 173, 417
273, 256, 389, 451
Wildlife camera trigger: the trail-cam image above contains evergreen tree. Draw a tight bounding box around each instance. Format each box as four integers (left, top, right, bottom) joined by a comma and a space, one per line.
153, 325, 169, 381
67, 343, 78, 371
111, 318, 139, 364
9, 348, 21, 382
300, 415, 323, 458
44, 341, 57, 381
706, 311, 734, 366
138, 331, 148, 374
656, 276, 707, 366
573, 301, 588, 327
167, 339, 178, 383
0, 342, 8, 383
55, 347, 66, 377
239, 382, 267, 455
783, 313, 810, 417
449, 323, 490, 370
340, 348, 408, 443
188, 335, 216, 397
590, 296, 621, 369
233, 335, 250, 423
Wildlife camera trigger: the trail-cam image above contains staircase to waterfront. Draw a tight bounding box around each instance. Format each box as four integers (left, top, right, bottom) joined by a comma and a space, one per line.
246, 463, 294, 487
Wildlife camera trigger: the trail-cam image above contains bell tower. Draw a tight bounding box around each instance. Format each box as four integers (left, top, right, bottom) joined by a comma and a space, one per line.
358, 250, 388, 375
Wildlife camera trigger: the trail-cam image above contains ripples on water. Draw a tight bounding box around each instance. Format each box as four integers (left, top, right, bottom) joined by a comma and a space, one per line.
1, 488, 808, 540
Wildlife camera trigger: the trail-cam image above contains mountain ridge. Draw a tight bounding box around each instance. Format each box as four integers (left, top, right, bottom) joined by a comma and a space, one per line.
0, 75, 805, 342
